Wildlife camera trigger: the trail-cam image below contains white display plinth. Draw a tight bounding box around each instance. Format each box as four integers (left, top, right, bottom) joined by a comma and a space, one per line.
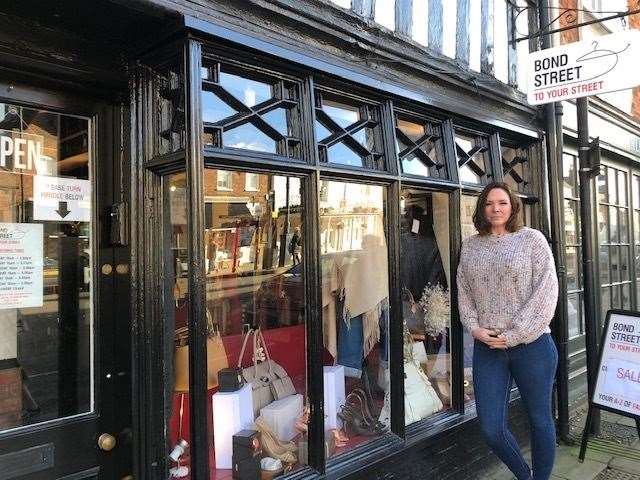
323, 365, 345, 430
260, 393, 303, 441
212, 383, 254, 469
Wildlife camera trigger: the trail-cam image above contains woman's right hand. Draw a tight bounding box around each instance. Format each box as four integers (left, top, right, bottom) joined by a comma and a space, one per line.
472, 327, 507, 349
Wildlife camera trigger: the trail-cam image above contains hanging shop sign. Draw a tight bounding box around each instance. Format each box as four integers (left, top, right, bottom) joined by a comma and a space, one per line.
592, 310, 640, 417
0, 223, 43, 310
0, 129, 44, 173
528, 30, 640, 105
33, 175, 91, 222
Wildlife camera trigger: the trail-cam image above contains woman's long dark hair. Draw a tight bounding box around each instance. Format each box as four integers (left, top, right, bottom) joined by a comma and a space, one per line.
472, 182, 524, 235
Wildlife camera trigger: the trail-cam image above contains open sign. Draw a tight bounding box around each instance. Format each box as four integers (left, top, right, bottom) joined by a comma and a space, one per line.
0, 129, 44, 172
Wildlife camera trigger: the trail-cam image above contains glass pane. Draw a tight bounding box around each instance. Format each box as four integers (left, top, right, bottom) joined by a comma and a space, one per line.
622, 284, 631, 309
402, 154, 430, 177
634, 211, 640, 245
563, 154, 576, 198
620, 246, 630, 281
0, 105, 92, 433
397, 119, 425, 141
598, 204, 609, 245
460, 165, 481, 184
461, 195, 478, 241
352, 127, 375, 151
608, 168, 618, 205
315, 120, 332, 142
597, 169, 607, 204
566, 247, 579, 291
620, 209, 629, 244
320, 181, 389, 458
456, 134, 488, 185
611, 246, 620, 284
599, 246, 610, 286
219, 71, 273, 107
204, 171, 307, 477
564, 200, 578, 245
601, 287, 611, 320
322, 100, 360, 129
618, 171, 628, 207
400, 189, 451, 419
165, 173, 192, 477
460, 194, 477, 401
633, 175, 640, 208
261, 108, 289, 137
612, 284, 621, 309
202, 91, 237, 123
222, 122, 277, 153
567, 293, 580, 338
327, 142, 364, 167
610, 206, 619, 244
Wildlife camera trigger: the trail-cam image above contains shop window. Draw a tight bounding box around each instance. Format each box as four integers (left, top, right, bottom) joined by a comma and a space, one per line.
395, 115, 448, 180
501, 144, 532, 194
454, 131, 491, 185
632, 174, 640, 308
597, 165, 632, 316
201, 61, 302, 158
459, 194, 478, 401
400, 189, 451, 422
314, 92, 385, 170
0, 104, 92, 432
164, 173, 192, 477
563, 153, 584, 337
319, 180, 389, 458
201, 170, 307, 477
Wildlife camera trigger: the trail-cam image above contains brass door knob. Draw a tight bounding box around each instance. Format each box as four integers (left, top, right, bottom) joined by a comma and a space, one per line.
98, 433, 117, 451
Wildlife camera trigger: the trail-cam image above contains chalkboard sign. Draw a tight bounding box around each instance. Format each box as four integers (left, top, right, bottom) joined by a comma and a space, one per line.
579, 309, 640, 462
592, 310, 640, 418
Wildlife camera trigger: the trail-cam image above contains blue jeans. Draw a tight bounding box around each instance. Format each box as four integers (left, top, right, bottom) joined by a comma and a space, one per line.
473, 333, 558, 480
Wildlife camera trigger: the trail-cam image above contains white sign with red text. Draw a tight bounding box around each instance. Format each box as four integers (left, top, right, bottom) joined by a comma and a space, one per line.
0, 223, 43, 310
528, 30, 640, 105
593, 312, 640, 417
33, 175, 91, 222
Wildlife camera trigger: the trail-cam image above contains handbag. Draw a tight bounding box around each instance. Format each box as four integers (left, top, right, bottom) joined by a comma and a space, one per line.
238, 328, 296, 417
174, 309, 229, 392
378, 360, 443, 428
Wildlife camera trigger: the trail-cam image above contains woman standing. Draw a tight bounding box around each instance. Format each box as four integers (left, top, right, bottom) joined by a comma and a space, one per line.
457, 182, 559, 480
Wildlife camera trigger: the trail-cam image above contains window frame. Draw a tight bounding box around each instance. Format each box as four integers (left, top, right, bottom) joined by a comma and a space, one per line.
139, 37, 545, 480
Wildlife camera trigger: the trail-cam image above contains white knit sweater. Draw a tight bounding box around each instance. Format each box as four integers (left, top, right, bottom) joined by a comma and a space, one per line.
457, 227, 559, 348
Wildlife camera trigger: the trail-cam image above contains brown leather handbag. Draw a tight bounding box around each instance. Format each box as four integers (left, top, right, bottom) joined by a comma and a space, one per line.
174, 309, 229, 393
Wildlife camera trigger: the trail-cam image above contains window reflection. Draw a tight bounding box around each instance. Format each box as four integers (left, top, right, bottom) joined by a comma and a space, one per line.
400, 189, 450, 422
0, 105, 92, 433
165, 173, 192, 478
315, 93, 385, 170
203, 170, 307, 478
201, 63, 301, 158
460, 195, 478, 401
456, 133, 490, 185
319, 180, 389, 458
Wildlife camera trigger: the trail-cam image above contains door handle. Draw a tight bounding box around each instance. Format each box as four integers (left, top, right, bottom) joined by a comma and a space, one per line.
97, 433, 117, 451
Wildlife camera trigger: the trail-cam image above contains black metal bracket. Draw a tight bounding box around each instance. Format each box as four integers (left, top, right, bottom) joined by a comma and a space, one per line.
509, 1, 640, 46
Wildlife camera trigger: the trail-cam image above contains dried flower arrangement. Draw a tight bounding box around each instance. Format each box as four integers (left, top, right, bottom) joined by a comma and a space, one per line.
419, 283, 450, 337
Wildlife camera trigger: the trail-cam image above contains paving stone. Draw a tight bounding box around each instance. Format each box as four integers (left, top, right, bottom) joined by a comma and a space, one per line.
615, 416, 638, 428
609, 457, 640, 476
551, 447, 608, 480
568, 445, 615, 464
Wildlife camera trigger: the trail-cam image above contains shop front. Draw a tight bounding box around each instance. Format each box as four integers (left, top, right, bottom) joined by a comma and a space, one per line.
0, 1, 552, 479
